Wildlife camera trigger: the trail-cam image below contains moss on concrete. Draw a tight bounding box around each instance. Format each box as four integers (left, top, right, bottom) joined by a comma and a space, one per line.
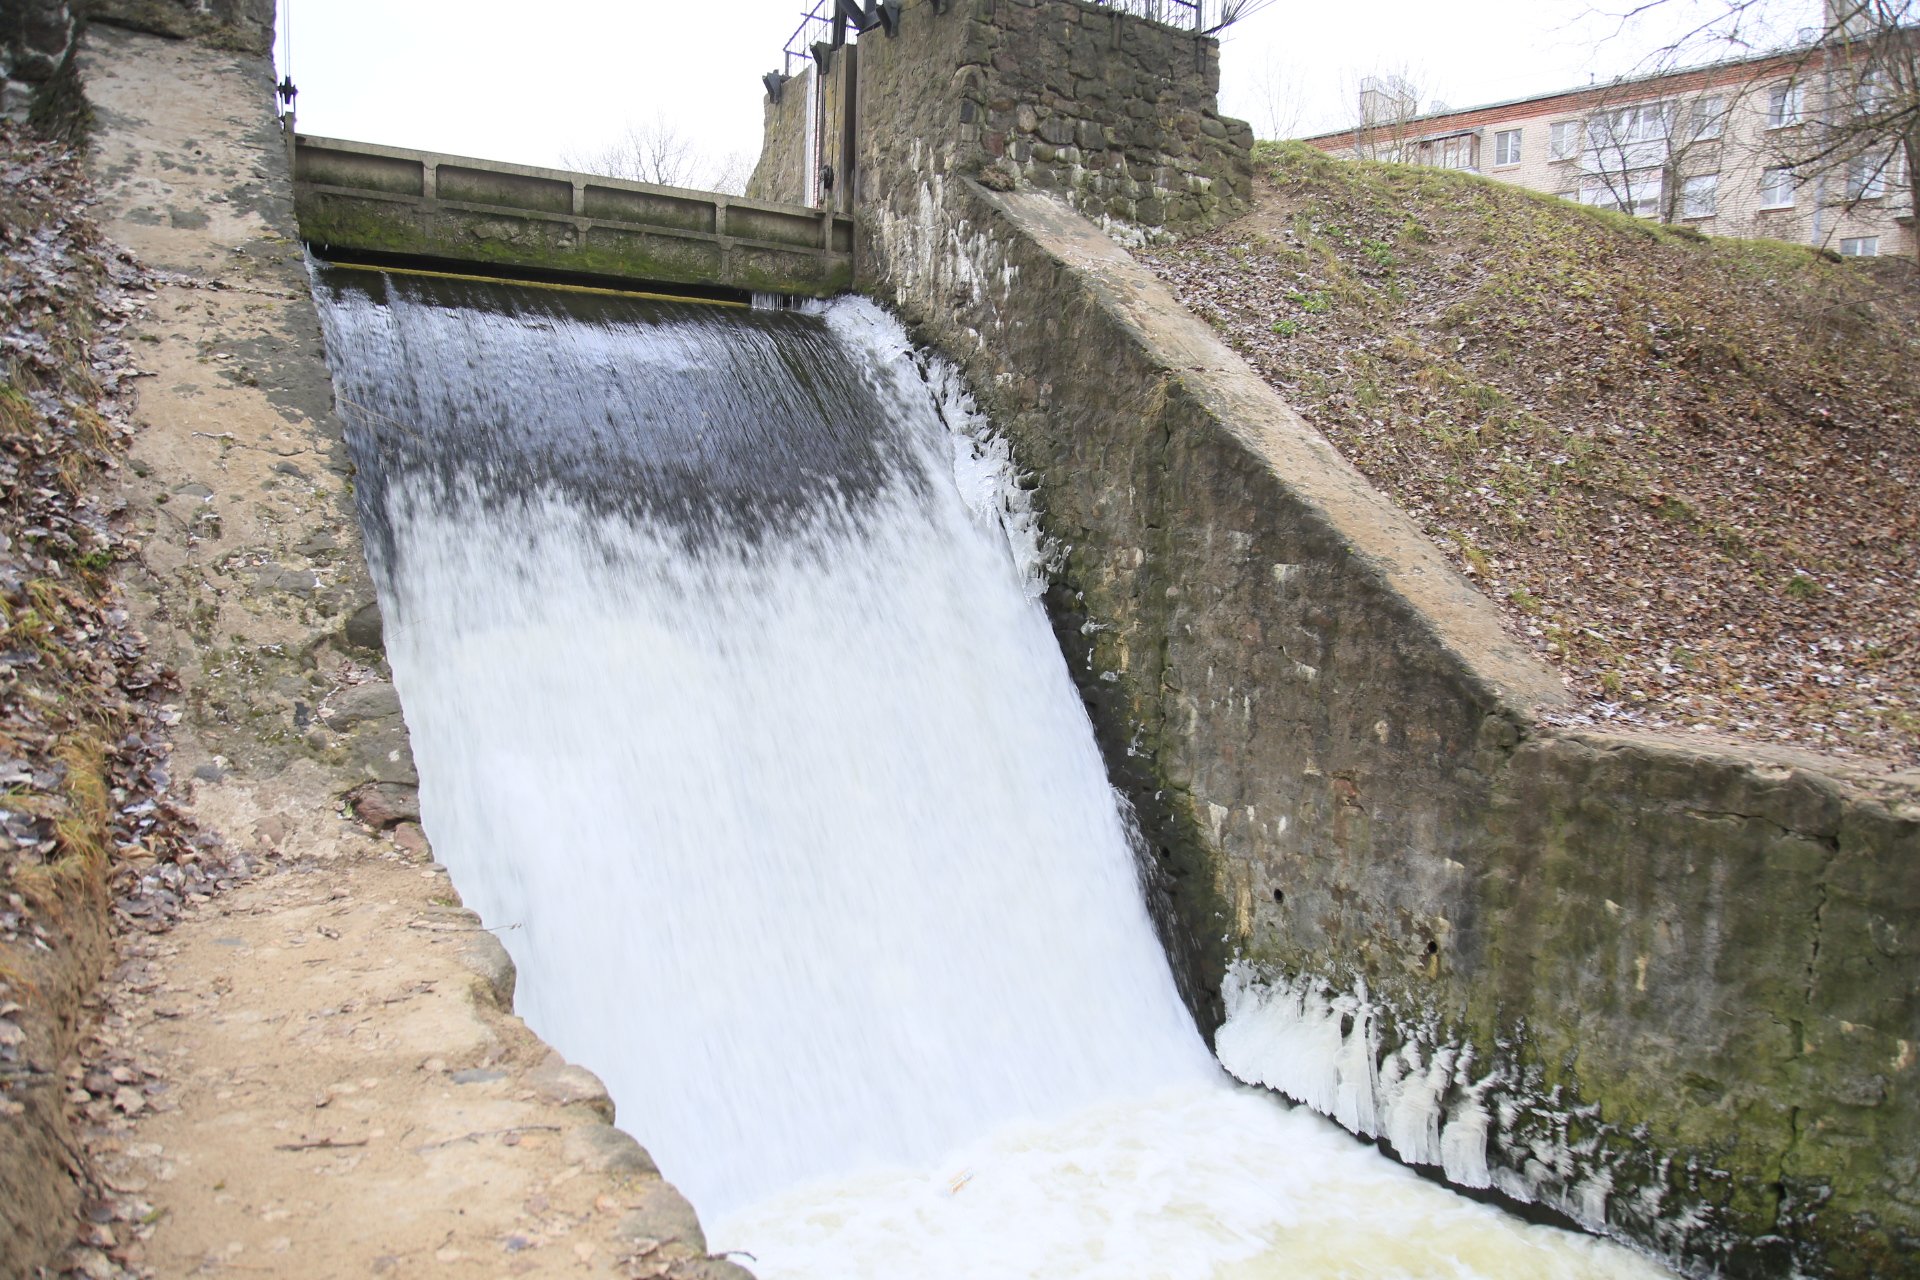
295, 179, 851, 298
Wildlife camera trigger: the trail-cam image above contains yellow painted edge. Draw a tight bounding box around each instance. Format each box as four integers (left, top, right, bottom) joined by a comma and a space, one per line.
321, 259, 752, 308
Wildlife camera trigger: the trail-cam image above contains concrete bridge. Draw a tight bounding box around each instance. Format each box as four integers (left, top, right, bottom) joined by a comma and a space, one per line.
292, 135, 854, 298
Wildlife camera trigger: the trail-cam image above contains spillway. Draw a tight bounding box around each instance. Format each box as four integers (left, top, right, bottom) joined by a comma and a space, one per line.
311, 266, 1674, 1280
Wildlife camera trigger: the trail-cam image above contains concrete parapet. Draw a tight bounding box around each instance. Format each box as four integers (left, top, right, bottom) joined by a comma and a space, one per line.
293, 136, 855, 298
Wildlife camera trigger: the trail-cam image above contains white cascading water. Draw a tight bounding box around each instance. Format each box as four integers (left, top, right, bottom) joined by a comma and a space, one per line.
312, 268, 1674, 1280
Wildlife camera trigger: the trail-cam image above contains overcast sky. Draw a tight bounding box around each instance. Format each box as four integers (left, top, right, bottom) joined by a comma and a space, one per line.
278, 0, 1825, 180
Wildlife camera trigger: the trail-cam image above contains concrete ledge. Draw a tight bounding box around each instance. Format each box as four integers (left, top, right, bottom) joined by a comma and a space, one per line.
293, 135, 854, 297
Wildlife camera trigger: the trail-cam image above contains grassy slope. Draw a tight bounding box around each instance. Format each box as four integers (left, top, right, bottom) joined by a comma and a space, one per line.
1142, 142, 1920, 767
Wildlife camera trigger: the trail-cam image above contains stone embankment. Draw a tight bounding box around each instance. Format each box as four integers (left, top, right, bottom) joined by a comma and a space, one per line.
3, 16, 748, 1279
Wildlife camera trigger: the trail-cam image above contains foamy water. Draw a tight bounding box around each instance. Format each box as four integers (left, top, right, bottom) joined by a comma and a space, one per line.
313, 271, 1674, 1279
717, 1083, 1668, 1280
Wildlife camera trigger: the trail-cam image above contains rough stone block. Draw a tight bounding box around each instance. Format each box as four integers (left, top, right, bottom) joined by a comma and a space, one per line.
345, 781, 421, 829
563, 1123, 659, 1176
458, 931, 516, 1009
1037, 115, 1075, 146
327, 680, 403, 730
617, 1181, 706, 1251
2, 80, 35, 121
526, 1053, 617, 1121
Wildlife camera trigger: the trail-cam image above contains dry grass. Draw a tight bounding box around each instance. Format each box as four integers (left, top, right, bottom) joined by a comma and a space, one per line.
1142, 142, 1920, 766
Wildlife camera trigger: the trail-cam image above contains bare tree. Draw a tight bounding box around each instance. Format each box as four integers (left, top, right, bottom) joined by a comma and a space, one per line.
1592, 0, 1919, 256
1347, 70, 1428, 161
1248, 48, 1310, 140
1579, 76, 1757, 221
560, 115, 701, 188
1797, 0, 1919, 251
705, 150, 754, 198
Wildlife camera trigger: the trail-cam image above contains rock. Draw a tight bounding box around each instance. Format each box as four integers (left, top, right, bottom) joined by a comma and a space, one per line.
565, 1124, 658, 1178
457, 931, 516, 1009
449, 1067, 505, 1085
2, 80, 34, 121
343, 599, 384, 653
390, 822, 430, 860
345, 725, 417, 786
345, 782, 419, 828
67, 1248, 117, 1280
328, 681, 402, 729
613, 1180, 703, 1250
525, 1055, 614, 1122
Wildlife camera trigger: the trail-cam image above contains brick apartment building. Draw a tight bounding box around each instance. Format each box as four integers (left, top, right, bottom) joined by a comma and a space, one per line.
1297, 23, 1916, 259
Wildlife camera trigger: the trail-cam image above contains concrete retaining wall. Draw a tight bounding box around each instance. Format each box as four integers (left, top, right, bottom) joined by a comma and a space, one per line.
817, 0, 1920, 1272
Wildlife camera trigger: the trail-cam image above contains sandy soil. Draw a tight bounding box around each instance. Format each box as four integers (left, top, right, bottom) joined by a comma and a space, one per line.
60, 24, 751, 1280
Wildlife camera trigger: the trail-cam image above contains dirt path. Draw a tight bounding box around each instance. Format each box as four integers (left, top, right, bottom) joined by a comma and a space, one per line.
65, 24, 749, 1280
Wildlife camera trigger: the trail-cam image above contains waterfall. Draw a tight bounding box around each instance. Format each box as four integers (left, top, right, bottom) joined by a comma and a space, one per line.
312, 266, 1671, 1280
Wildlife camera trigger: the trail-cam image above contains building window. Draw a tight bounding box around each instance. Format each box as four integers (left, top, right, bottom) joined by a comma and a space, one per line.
1847, 152, 1891, 201
1549, 120, 1580, 160
1767, 82, 1803, 128
1856, 69, 1890, 114
1582, 175, 1662, 218
1690, 95, 1727, 139
1682, 173, 1718, 218
1587, 103, 1671, 153
1839, 236, 1880, 256
1585, 103, 1674, 171
1493, 129, 1522, 166
1759, 167, 1796, 209
1427, 133, 1476, 171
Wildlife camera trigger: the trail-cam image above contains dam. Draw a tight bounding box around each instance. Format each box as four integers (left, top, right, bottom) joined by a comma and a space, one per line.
3, 0, 1908, 1275
309, 264, 1672, 1277
289, 0, 1917, 1271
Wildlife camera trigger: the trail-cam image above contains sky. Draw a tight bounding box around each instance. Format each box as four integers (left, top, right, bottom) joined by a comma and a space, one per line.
276, 0, 1827, 180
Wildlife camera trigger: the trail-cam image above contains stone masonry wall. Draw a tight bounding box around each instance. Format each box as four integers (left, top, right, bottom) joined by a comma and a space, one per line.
2, 0, 77, 120
943, 0, 1252, 231
750, 0, 1251, 235
87, 0, 275, 54
805, 1, 1920, 1273
6, 0, 277, 125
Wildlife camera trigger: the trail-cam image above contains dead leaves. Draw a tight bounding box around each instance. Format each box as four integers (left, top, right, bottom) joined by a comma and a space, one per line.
1143, 149, 1920, 765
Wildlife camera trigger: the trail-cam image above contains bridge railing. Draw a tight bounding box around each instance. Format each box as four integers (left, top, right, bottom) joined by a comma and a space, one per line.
292, 136, 855, 298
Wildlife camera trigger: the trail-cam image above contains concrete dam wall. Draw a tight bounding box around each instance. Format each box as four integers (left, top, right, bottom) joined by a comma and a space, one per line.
748, 0, 1920, 1274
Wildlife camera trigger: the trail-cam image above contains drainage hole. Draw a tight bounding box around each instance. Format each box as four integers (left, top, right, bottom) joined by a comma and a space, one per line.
1272, 888, 1285, 904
